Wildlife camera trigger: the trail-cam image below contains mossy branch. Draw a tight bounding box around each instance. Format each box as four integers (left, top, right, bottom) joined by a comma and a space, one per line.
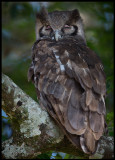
2, 73, 114, 159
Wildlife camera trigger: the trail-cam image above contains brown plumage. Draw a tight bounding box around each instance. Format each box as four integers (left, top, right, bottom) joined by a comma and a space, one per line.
28, 8, 107, 154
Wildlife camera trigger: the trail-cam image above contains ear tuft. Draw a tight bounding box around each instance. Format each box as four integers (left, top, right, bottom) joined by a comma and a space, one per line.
66, 9, 81, 25
71, 9, 81, 21
36, 7, 49, 25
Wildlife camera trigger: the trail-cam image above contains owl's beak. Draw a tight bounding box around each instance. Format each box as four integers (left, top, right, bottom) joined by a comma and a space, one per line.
54, 30, 61, 41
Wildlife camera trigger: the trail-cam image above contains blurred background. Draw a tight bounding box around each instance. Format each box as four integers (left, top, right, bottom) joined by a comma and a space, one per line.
2, 2, 114, 159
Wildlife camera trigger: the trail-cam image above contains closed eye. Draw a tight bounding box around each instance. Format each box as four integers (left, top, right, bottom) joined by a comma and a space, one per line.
63, 24, 71, 29
39, 26, 53, 37
62, 25, 76, 35
45, 25, 52, 30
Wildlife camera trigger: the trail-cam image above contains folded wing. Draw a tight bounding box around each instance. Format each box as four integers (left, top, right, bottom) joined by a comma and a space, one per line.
28, 38, 107, 154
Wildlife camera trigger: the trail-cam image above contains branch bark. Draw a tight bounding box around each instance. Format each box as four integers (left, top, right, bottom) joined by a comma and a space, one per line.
2, 73, 114, 159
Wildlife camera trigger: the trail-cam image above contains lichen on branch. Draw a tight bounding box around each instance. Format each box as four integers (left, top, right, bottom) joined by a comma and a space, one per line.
2, 73, 114, 159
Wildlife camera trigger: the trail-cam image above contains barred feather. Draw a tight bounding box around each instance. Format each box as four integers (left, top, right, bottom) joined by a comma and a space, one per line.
28, 38, 107, 154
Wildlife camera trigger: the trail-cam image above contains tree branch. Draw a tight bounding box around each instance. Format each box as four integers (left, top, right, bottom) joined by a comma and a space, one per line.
2, 73, 114, 159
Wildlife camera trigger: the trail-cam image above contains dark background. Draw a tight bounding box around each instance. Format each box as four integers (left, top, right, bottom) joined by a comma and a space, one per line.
2, 2, 114, 159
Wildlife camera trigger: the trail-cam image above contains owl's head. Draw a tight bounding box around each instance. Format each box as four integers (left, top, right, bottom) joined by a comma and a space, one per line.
36, 7, 86, 43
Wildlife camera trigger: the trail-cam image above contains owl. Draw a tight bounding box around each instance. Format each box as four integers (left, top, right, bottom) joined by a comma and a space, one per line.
28, 8, 107, 154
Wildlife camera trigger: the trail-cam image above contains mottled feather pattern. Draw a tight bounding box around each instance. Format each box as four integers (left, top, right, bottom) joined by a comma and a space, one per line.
28, 37, 106, 154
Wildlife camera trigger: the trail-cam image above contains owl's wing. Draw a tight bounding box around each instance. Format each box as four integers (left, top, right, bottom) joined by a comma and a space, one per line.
28, 39, 107, 154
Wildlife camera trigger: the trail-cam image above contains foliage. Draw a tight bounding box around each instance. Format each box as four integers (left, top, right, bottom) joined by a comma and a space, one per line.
106, 112, 114, 136
2, 2, 114, 159
35, 152, 51, 159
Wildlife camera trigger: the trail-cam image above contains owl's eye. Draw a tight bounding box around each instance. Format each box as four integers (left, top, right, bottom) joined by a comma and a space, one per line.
64, 25, 71, 29
45, 25, 52, 30
62, 25, 76, 35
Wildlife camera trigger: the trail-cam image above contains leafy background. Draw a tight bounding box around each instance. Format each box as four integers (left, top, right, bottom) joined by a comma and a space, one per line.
2, 2, 114, 159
